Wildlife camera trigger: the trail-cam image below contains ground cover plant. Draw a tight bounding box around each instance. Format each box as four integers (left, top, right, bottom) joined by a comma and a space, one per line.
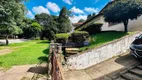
0, 40, 50, 68
79, 31, 132, 52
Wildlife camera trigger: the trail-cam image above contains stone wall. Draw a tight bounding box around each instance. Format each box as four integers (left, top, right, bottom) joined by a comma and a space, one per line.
66, 32, 142, 70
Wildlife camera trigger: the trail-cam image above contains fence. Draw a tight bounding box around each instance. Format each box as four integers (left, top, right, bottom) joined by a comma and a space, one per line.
48, 43, 64, 80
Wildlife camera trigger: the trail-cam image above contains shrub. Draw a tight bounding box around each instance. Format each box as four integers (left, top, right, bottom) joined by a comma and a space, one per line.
55, 33, 69, 44
71, 31, 89, 43
81, 23, 103, 34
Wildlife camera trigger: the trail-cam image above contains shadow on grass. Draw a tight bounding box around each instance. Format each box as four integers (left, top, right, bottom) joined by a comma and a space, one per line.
36, 41, 50, 44
0, 62, 3, 66
42, 48, 49, 55
0, 44, 6, 46
38, 56, 48, 63
37, 48, 50, 63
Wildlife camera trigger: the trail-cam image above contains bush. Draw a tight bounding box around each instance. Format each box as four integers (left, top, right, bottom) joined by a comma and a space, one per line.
81, 23, 103, 34
71, 31, 89, 43
55, 33, 69, 44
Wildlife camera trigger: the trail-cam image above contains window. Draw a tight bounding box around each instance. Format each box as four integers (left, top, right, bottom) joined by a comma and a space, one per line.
139, 35, 142, 39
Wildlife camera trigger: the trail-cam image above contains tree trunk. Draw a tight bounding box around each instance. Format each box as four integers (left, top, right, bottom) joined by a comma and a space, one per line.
123, 20, 129, 33
6, 35, 9, 45
40, 32, 44, 40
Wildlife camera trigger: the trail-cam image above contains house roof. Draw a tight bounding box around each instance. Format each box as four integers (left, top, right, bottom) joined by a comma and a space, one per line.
75, 0, 116, 30
75, 13, 102, 30
99, 0, 116, 13
73, 22, 84, 25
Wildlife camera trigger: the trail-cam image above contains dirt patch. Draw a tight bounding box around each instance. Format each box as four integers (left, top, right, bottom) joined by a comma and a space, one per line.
0, 49, 13, 56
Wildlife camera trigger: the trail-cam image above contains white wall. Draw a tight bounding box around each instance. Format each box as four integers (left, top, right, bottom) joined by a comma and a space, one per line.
94, 15, 142, 32
66, 32, 141, 70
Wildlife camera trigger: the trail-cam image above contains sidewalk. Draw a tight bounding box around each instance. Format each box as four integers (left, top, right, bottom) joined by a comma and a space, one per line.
0, 63, 48, 80
63, 53, 140, 80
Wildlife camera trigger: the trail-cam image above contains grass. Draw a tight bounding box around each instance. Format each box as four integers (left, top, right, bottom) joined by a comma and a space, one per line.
0, 40, 50, 68
56, 33, 70, 39
79, 31, 131, 52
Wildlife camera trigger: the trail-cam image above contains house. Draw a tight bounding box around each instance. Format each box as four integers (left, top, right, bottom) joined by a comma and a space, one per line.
76, 0, 142, 32
72, 22, 84, 28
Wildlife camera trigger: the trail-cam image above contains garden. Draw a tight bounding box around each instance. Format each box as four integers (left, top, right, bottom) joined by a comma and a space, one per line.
55, 23, 132, 56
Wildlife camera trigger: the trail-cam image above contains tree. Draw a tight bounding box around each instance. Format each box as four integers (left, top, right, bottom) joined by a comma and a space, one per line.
0, 0, 26, 45
20, 18, 32, 38
58, 7, 72, 33
35, 13, 58, 40
87, 13, 96, 20
78, 19, 85, 23
87, 14, 92, 20
92, 13, 96, 16
51, 15, 58, 22
104, 0, 142, 32
29, 22, 42, 38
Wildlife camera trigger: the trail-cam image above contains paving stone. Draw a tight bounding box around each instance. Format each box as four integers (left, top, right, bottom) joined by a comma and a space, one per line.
115, 77, 126, 80
130, 68, 142, 77
137, 65, 142, 70
121, 73, 142, 80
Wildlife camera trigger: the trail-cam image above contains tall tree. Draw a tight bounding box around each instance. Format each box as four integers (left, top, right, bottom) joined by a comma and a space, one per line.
20, 18, 32, 38
104, 0, 142, 32
87, 13, 96, 20
35, 13, 58, 40
0, 0, 26, 45
58, 7, 72, 33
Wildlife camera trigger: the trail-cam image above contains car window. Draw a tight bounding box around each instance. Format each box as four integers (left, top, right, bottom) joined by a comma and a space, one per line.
139, 35, 142, 39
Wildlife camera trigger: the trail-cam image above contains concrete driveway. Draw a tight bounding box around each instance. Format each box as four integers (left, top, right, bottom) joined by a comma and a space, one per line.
0, 39, 29, 44
63, 52, 141, 80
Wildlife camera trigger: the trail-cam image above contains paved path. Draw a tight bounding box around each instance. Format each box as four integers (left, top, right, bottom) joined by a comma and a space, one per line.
0, 63, 48, 80
117, 64, 142, 80
0, 65, 35, 80
0, 39, 29, 44
63, 53, 140, 80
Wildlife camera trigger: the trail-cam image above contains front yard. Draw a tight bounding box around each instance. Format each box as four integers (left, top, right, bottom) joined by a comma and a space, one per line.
0, 40, 49, 68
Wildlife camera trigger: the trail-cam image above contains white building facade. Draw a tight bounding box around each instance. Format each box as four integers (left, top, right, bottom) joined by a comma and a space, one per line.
94, 12, 142, 32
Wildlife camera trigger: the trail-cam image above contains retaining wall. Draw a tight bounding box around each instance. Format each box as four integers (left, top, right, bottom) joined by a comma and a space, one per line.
66, 32, 141, 70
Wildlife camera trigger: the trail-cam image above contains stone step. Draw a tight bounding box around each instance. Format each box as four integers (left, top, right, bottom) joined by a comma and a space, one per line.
137, 65, 142, 70
115, 77, 126, 80
129, 68, 142, 77
121, 73, 142, 80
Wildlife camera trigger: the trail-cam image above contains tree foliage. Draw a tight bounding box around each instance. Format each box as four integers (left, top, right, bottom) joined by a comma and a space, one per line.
87, 13, 96, 20
104, 0, 142, 32
58, 7, 72, 33
0, 0, 26, 45
35, 13, 58, 40
30, 22, 42, 38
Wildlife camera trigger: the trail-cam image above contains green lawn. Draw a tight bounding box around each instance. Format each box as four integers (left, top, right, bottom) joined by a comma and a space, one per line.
80, 31, 132, 52
0, 40, 50, 68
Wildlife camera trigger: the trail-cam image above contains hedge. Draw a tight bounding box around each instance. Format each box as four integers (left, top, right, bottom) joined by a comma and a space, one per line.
55, 33, 69, 44
71, 31, 89, 43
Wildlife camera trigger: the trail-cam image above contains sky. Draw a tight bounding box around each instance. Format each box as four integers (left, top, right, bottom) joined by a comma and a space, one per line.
24, 0, 111, 23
